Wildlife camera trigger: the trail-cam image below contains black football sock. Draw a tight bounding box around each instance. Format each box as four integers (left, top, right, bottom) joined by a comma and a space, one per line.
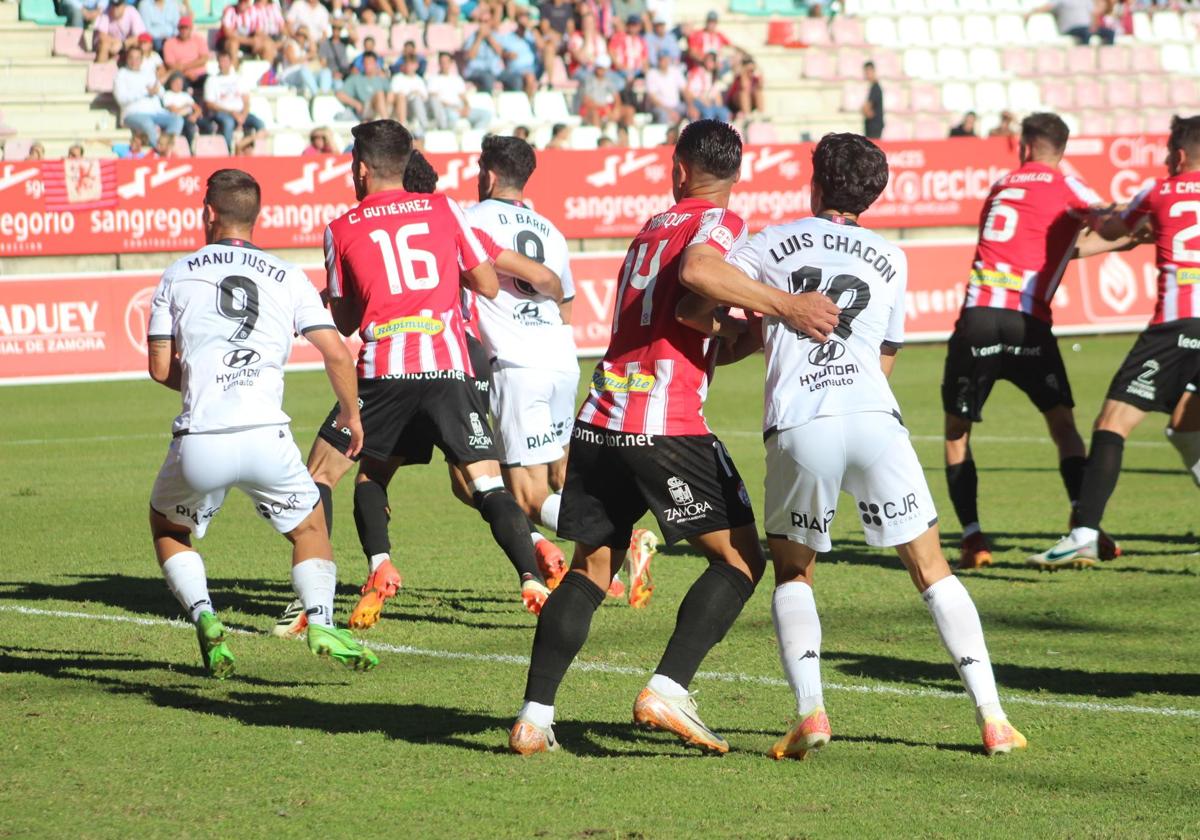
353, 480, 391, 558
315, 482, 334, 536
527, 515, 541, 536
1075, 431, 1125, 530
1059, 455, 1087, 507
474, 488, 544, 583
654, 561, 756, 689
524, 572, 607, 705
944, 459, 980, 530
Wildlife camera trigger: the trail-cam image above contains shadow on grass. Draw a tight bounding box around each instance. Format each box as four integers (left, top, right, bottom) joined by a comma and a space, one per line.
824, 650, 1200, 699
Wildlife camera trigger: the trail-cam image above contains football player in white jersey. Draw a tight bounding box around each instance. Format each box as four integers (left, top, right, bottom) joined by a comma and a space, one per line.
467, 135, 581, 588
147, 169, 378, 678
686, 134, 1025, 758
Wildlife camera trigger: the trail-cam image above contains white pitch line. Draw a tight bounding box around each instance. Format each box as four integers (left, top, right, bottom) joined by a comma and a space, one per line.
2, 603, 1196, 720
2, 432, 168, 447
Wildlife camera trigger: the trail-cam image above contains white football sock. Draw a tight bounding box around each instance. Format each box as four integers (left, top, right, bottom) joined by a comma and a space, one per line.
368, 552, 390, 573
161, 550, 213, 623
1068, 526, 1098, 545
648, 673, 689, 699
539, 493, 561, 531
292, 558, 337, 627
530, 531, 546, 546
1166, 427, 1200, 487
772, 581, 824, 717
922, 575, 1002, 719
961, 522, 981, 539
518, 700, 554, 728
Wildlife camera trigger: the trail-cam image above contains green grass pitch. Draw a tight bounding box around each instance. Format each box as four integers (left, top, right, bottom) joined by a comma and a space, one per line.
1, 335, 1197, 838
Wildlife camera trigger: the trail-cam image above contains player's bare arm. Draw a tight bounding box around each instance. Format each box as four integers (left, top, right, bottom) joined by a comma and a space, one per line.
494, 248, 563, 303
463, 260, 500, 299
328, 293, 363, 337
679, 242, 840, 341
306, 327, 364, 459
147, 338, 182, 391
880, 343, 899, 379
675, 293, 749, 338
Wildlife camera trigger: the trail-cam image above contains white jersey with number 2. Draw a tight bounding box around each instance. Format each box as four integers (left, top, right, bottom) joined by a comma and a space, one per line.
466, 198, 576, 372
148, 240, 334, 436
728, 216, 908, 433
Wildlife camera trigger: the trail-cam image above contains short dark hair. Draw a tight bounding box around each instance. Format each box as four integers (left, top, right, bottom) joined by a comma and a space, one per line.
811, 133, 889, 215
479, 134, 536, 190
205, 169, 261, 226
1021, 112, 1070, 153
674, 119, 742, 180
403, 150, 438, 194
1169, 114, 1200, 158
351, 119, 414, 181
863, 60, 875, 70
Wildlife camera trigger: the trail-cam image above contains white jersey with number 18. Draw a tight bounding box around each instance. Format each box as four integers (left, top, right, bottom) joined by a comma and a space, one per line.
148, 239, 334, 436
728, 216, 908, 433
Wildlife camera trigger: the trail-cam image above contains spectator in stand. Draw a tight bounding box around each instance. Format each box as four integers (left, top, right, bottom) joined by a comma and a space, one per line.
725, 54, 762, 122
1028, 0, 1115, 45
513, 125, 530, 141
644, 50, 687, 124
26, 141, 46, 161
609, 14, 649, 84
114, 42, 183, 144
366, 0, 410, 27
351, 37, 385, 75
645, 0, 673, 29
546, 122, 570, 148
390, 55, 431, 135
138, 0, 180, 52
286, 0, 332, 39
254, 0, 287, 43
597, 135, 614, 147
577, 53, 634, 128
164, 16, 209, 94
662, 121, 678, 145
115, 128, 153, 157
221, 0, 279, 63
304, 127, 337, 154
162, 71, 201, 148
685, 50, 729, 121
279, 27, 331, 96
202, 50, 266, 151
567, 9, 607, 80
686, 10, 730, 70
57, 0, 86, 29
68, 142, 86, 158
500, 9, 543, 97
328, 0, 357, 33
319, 25, 356, 88
154, 130, 179, 156
390, 40, 427, 76
644, 17, 679, 65
78, 0, 109, 28
539, 0, 573, 46
989, 110, 1018, 138
862, 60, 883, 139
463, 9, 506, 92
949, 111, 978, 137
411, 0, 459, 23
137, 31, 166, 77
94, 0, 147, 64
337, 51, 397, 121
426, 51, 492, 129
581, 0, 617, 37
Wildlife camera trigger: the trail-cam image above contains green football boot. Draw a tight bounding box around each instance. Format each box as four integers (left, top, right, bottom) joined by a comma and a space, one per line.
195, 611, 235, 680
307, 624, 379, 671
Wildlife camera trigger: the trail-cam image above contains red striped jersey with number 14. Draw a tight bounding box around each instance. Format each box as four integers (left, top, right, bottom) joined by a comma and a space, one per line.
577, 198, 747, 436
963, 161, 1101, 324
324, 188, 488, 378
1122, 170, 1200, 325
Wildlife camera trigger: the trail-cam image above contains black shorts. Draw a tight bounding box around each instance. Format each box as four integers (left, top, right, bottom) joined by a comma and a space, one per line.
941, 308, 1073, 422
388, 335, 493, 466
1105, 319, 1200, 413
557, 422, 755, 549
317, 369, 498, 465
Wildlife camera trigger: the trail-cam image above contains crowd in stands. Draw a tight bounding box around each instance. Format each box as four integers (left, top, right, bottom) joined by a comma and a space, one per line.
43, 0, 765, 158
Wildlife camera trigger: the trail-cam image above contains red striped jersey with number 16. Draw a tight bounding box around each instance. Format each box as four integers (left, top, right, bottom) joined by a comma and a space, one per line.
577, 198, 747, 436
1122, 170, 1200, 325
963, 161, 1101, 324
324, 188, 488, 378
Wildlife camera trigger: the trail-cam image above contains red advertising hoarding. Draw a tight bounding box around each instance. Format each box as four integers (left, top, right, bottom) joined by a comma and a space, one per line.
0, 136, 1167, 257
0, 243, 1159, 385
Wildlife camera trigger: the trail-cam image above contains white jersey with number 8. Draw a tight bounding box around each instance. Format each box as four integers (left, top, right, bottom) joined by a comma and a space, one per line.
728, 216, 908, 433
148, 240, 334, 436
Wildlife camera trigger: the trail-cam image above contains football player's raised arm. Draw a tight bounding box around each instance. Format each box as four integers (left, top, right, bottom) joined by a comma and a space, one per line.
306, 327, 363, 459
681, 242, 840, 342
494, 248, 563, 303
147, 339, 182, 391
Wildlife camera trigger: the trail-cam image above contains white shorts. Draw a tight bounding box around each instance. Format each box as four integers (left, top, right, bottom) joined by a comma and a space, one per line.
764, 411, 937, 553
150, 425, 319, 539
491, 365, 579, 467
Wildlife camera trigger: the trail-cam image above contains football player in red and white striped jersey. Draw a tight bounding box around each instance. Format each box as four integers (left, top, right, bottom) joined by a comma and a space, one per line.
509, 120, 841, 756
1030, 114, 1200, 569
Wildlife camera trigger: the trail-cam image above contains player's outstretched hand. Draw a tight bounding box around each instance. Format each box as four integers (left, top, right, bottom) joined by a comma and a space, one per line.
339, 412, 364, 459
781, 292, 840, 342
